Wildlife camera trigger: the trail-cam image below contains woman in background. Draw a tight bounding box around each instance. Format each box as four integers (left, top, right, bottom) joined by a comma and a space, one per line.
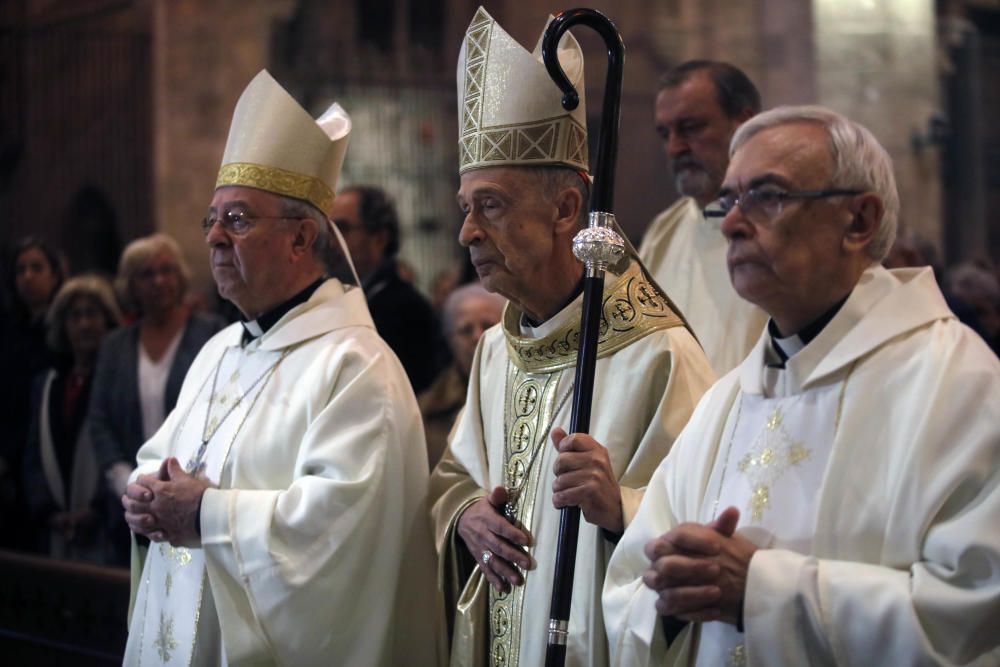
23, 275, 121, 562
418, 283, 505, 468
1, 237, 67, 551
88, 233, 224, 564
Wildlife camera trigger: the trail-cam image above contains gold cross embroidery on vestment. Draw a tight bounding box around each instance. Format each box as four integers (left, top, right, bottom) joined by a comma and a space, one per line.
737, 407, 812, 520
154, 611, 178, 662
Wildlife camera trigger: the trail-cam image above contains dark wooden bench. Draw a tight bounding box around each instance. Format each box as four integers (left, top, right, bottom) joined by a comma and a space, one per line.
0, 549, 129, 665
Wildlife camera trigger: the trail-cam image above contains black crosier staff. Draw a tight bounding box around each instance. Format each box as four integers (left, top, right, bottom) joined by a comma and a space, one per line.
540, 8, 626, 667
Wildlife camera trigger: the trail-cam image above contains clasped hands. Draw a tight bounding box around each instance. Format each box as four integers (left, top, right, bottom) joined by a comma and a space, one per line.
457, 428, 624, 592
642, 506, 757, 627
121, 457, 213, 548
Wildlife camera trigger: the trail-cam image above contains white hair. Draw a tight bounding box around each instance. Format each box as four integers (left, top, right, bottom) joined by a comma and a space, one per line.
442, 283, 506, 336
278, 196, 334, 264
730, 105, 899, 262
523, 166, 591, 228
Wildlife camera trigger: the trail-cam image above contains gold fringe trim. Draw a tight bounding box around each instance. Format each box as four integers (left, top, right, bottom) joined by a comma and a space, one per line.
216, 162, 334, 216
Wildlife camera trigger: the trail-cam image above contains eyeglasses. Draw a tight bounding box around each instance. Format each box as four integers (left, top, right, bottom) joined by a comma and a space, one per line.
703, 186, 863, 221
200, 210, 305, 236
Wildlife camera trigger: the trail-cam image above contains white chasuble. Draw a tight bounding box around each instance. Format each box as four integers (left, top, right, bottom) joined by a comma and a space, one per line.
694, 380, 841, 667
430, 261, 716, 667
125, 279, 442, 667
603, 266, 1000, 667
127, 344, 287, 666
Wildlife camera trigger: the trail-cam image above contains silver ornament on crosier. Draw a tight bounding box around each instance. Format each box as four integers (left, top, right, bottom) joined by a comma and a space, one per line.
573, 211, 626, 275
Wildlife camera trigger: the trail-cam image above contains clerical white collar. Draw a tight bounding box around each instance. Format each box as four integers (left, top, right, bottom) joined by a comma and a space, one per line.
240, 277, 325, 344
770, 332, 805, 363
764, 293, 850, 368
698, 203, 722, 230
518, 291, 585, 339
243, 319, 265, 339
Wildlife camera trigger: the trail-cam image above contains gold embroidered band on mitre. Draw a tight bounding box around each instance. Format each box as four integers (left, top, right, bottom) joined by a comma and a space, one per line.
216, 162, 335, 217
459, 115, 589, 174
502, 261, 685, 374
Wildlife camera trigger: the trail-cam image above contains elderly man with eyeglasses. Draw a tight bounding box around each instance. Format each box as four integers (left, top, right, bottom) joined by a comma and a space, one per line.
119, 71, 441, 666
598, 105, 1000, 666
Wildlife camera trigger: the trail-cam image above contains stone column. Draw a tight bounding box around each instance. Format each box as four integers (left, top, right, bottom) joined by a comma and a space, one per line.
151, 0, 296, 294
813, 0, 942, 250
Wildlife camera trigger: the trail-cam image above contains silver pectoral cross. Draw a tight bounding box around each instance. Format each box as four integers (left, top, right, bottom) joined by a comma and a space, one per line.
185, 439, 209, 476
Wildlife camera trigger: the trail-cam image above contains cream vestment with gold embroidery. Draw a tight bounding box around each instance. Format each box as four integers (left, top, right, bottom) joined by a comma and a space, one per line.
429, 261, 716, 667
604, 265, 1000, 666
124, 279, 441, 666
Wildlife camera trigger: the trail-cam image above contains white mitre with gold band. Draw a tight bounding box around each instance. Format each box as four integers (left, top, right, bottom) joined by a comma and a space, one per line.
215, 70, 350, 217
458, 7, 588, 174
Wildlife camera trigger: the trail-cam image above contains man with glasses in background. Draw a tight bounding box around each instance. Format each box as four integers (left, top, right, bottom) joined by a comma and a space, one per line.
119, 70, 440, 666
600, 105, 1000, 665
640, 61, 768, 376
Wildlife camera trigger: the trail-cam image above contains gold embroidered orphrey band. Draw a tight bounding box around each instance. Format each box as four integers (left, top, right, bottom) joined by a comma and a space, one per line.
489, 364, 566, 667
216, 162, 335, 216
502, 261, 685, 374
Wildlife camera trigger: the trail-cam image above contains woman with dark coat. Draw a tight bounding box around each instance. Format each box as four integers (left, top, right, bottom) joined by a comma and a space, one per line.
0, 237, 66, 550
23, 275, 120, 562
88, 233, 224, 564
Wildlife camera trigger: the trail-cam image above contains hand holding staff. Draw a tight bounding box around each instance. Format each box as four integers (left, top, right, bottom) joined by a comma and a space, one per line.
540, 8, 627, 667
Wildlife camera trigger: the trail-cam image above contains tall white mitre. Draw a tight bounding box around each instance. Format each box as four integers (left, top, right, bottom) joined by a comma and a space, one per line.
458, 7, 589, 174
215, 70, 351, 217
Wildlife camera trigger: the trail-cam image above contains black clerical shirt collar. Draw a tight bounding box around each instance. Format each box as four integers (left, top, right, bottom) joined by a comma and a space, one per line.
767, 292, 850, 367
241, 277, 325, 345
521, 276, 586, 329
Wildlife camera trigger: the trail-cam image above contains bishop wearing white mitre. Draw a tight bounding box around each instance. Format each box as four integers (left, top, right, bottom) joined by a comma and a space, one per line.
122, 71, 441, 666
429, 8, 716, 667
